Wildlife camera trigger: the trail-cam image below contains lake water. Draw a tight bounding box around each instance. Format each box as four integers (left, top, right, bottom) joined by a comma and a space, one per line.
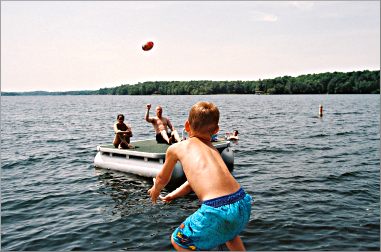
1, 94, 380, 250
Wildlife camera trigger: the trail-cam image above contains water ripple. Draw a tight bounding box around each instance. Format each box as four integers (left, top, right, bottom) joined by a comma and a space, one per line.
1, 95, 379, 250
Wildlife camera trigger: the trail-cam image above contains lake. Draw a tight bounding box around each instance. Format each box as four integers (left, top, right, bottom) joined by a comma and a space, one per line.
1, 94, 379, 250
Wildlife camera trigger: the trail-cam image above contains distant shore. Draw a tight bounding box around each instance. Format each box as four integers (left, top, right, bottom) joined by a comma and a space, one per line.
2, 70, 379, 96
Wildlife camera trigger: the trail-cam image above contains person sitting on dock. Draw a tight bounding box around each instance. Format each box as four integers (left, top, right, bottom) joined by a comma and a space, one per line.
113, 114, 134, 149
148, 101, 252, 251
145, 104, 181, 145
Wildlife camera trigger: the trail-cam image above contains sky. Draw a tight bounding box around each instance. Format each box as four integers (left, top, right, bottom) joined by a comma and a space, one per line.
1, 1, 380, 92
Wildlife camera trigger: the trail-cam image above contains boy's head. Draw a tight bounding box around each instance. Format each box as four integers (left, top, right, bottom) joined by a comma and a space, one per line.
188, 101, 219, 135
117, 114, 124, 121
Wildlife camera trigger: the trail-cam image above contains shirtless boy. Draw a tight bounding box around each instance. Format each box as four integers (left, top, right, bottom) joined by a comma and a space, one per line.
148, 101, 252, 251
113, 114, 133, 149
145, 104, 181, 144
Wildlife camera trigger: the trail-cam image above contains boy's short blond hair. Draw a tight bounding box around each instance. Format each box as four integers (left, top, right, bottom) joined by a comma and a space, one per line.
188, 101, 219, 134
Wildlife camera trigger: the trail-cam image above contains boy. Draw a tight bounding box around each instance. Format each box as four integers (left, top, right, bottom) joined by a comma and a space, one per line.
113, 114, 133, 149
148, 101, 252, 251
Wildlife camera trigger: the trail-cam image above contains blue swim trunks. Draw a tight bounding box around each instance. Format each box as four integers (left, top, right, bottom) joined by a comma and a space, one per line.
172, 188, 252, 250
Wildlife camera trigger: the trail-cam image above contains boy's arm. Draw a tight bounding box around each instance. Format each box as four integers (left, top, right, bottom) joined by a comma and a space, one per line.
159, 181, 192, 203
113, 123, 119, 134
114, 123, 132, 136
148, 146, 178, 203
145, 105, 154, 123
125, 123, 133, 137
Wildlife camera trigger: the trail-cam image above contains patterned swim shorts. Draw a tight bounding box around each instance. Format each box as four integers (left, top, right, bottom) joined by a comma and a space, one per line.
172, 188, 252, 250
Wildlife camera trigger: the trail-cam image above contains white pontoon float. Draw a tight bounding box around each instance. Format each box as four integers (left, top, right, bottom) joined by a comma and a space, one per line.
94, 139, 234, 186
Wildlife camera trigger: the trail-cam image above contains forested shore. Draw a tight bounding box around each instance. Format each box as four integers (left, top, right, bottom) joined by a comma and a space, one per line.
3, 70, 379, 96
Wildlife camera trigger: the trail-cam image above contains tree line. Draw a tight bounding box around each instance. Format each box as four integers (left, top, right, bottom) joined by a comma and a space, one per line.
1, 90, 96, 96
96, 70, 379, 95
2, 70, 379, 96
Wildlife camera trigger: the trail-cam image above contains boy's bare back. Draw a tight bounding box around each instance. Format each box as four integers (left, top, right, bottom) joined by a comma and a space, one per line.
166, 136, 240, 201
148, 101, 251, 251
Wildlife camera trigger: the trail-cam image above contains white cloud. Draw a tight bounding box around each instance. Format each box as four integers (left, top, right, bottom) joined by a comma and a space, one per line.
288, 1, 315, 11
251, 10, 278, 22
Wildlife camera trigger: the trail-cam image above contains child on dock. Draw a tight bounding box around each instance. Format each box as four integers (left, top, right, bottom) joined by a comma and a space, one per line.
113, 114, 133, 149
148, 101, 252, 251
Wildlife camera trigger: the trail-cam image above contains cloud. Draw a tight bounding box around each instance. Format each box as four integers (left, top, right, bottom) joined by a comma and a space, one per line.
251, 10, 278, 22
288, 1, 315, 11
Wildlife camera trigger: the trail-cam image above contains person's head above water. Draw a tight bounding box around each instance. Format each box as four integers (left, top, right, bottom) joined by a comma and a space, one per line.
187, 101, 219, 135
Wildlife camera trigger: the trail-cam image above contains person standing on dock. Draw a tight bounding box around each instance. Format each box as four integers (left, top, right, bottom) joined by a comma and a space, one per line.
145, 104, 181, 144
113, 114, 133, 149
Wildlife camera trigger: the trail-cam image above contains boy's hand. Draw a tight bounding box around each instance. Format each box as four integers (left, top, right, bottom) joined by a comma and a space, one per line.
148, 187, 159, 204
159, 194, 174, 203
148, 179, 160, 204
146, 104, 151, 110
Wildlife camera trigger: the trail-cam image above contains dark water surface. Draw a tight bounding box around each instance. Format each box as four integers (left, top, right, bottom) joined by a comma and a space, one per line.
1, 94, 380, 250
